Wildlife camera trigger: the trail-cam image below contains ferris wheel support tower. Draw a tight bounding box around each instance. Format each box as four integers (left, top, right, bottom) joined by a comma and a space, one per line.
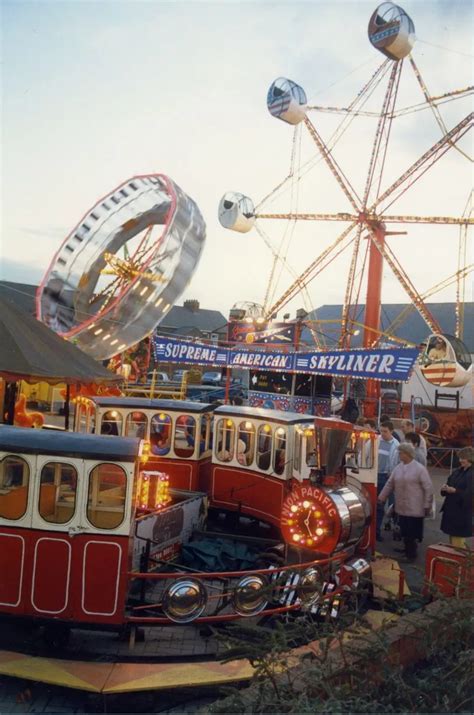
219, 2, 473, 417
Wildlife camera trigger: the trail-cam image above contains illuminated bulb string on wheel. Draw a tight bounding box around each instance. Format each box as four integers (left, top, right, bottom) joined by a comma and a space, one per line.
36, 174, 206, 360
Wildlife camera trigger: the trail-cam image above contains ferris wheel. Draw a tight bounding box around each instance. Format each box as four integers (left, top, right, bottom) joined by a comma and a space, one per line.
37, 174, 206, 360
219, 2, 473, 390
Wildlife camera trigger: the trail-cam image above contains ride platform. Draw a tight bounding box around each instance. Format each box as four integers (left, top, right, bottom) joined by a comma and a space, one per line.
0, 557, 406, 694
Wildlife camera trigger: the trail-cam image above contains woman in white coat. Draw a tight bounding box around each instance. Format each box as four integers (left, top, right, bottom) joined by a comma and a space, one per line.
378, 442, 433, 561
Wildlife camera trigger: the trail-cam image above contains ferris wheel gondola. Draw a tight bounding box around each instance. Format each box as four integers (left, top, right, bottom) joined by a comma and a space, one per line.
37, 174, 206, 360
420, 334, 472, 388
267, 77, 307, 125
368, 2, 416, 61
218, 192, 255, 233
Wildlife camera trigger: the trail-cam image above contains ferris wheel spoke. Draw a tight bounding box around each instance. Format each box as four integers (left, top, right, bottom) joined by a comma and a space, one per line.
456, 193, 472, 338
88, 275, 123, 308
306, 58, 392, 119
256, 222, 313, 315
367, 228, 441, 335
362, 60, 403, 209
392, 86, 474, 119
379, 214, 474, 225
265, 222, 357, 317
257, 62, 390, 213
409, 57, 473, 163
384, 263, 474, 340
303, 117, 361, 211
340, 224, 364, 347
130, 226, 161, 264
255, 212, 357, 222
370, 112, 473, 214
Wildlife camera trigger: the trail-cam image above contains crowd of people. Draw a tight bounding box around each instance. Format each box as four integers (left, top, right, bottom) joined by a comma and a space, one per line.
356, 416, 473, 562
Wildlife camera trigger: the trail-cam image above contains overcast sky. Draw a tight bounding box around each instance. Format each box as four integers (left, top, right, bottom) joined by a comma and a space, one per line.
1, 0, 472, 324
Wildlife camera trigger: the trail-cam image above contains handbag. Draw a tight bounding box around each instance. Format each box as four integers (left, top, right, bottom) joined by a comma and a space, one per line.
427, 499, 436, 520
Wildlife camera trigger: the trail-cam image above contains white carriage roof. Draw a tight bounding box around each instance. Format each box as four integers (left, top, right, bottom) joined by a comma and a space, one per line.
91, 397, 213, 413
214, 405, 315, 425
0, 426, 140, 462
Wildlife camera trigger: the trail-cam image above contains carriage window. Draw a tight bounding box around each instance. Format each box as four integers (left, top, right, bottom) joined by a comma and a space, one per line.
87, 463, 127, 529
125, 411, 147, 438
257, 424, 272, 471
39, 462, 77, 524
150, 413, 172, 456
0, 456, 29, 520
101, 410, 122, 436
200, 414, 211, 456
356, 434, 374, 469
294, 430, 301, 472
77, 403, 94, 434
174, 415, 196, 458
447, 335, 472, 370
215, 419, 235, 463
319, 427, 350, 475
237, 421, 255, 467
208, 416, 214, 452
274, 427, 287, 476
305, 428, 317, 467
426, 337, 448, 363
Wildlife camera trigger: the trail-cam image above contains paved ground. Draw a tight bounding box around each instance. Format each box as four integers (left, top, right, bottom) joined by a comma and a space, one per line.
1, 466, 471, 714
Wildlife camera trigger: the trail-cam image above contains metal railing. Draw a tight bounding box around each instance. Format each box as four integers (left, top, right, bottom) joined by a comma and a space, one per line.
427, 447, 462, 471
126, 550, 354, 625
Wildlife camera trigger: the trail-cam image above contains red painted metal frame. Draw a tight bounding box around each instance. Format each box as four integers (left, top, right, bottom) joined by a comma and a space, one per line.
126, 551, 351, 625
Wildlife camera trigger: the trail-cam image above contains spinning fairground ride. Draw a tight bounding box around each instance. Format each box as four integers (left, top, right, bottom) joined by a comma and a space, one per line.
219, 2, 473, 420
37, 174, 206, 361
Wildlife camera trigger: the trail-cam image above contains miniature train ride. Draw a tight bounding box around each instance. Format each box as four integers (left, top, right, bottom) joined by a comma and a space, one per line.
0, 400, 377, 639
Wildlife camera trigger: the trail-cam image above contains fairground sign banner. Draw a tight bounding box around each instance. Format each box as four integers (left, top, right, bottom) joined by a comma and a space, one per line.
153, 336, 420, 381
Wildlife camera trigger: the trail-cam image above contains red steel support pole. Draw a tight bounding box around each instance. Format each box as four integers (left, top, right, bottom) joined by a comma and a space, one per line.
363, 224, 385, 417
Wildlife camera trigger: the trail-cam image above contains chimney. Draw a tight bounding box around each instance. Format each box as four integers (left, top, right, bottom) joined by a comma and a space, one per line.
184, 299, 200, 312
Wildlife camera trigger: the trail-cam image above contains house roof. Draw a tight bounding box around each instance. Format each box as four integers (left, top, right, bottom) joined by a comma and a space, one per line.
0, 281, 37, 315
0, 296, 122, 384
302, 303, 474, 351
159, 304, 227, 335
0, 281, 227, 337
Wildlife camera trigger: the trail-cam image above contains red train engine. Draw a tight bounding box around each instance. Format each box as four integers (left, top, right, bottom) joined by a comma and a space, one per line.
0, 403, 378, 635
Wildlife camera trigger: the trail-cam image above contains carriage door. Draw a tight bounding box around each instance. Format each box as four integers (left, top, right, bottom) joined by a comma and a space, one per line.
30, 457, 83, 619
71, 462, 130, 624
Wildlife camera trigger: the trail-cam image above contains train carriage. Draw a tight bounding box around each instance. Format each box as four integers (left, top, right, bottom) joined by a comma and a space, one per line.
0, 427, 142, 625
73, 398, 378, 540
0, 405, 378, 634
75, 397, 214, 492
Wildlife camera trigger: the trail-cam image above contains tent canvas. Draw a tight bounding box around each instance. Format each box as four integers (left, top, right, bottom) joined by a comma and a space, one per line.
0, 297, 121, 385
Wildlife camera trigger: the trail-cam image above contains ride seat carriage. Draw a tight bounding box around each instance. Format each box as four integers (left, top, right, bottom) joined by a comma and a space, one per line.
420, 334, 472, 388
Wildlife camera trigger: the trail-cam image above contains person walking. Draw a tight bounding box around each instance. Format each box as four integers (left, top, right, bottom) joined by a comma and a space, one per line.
440, 446, 473, 549
378, 442, 433, 561
404, 431, 427, 466
376, 420, 399, 541
401, 419, 427, 460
